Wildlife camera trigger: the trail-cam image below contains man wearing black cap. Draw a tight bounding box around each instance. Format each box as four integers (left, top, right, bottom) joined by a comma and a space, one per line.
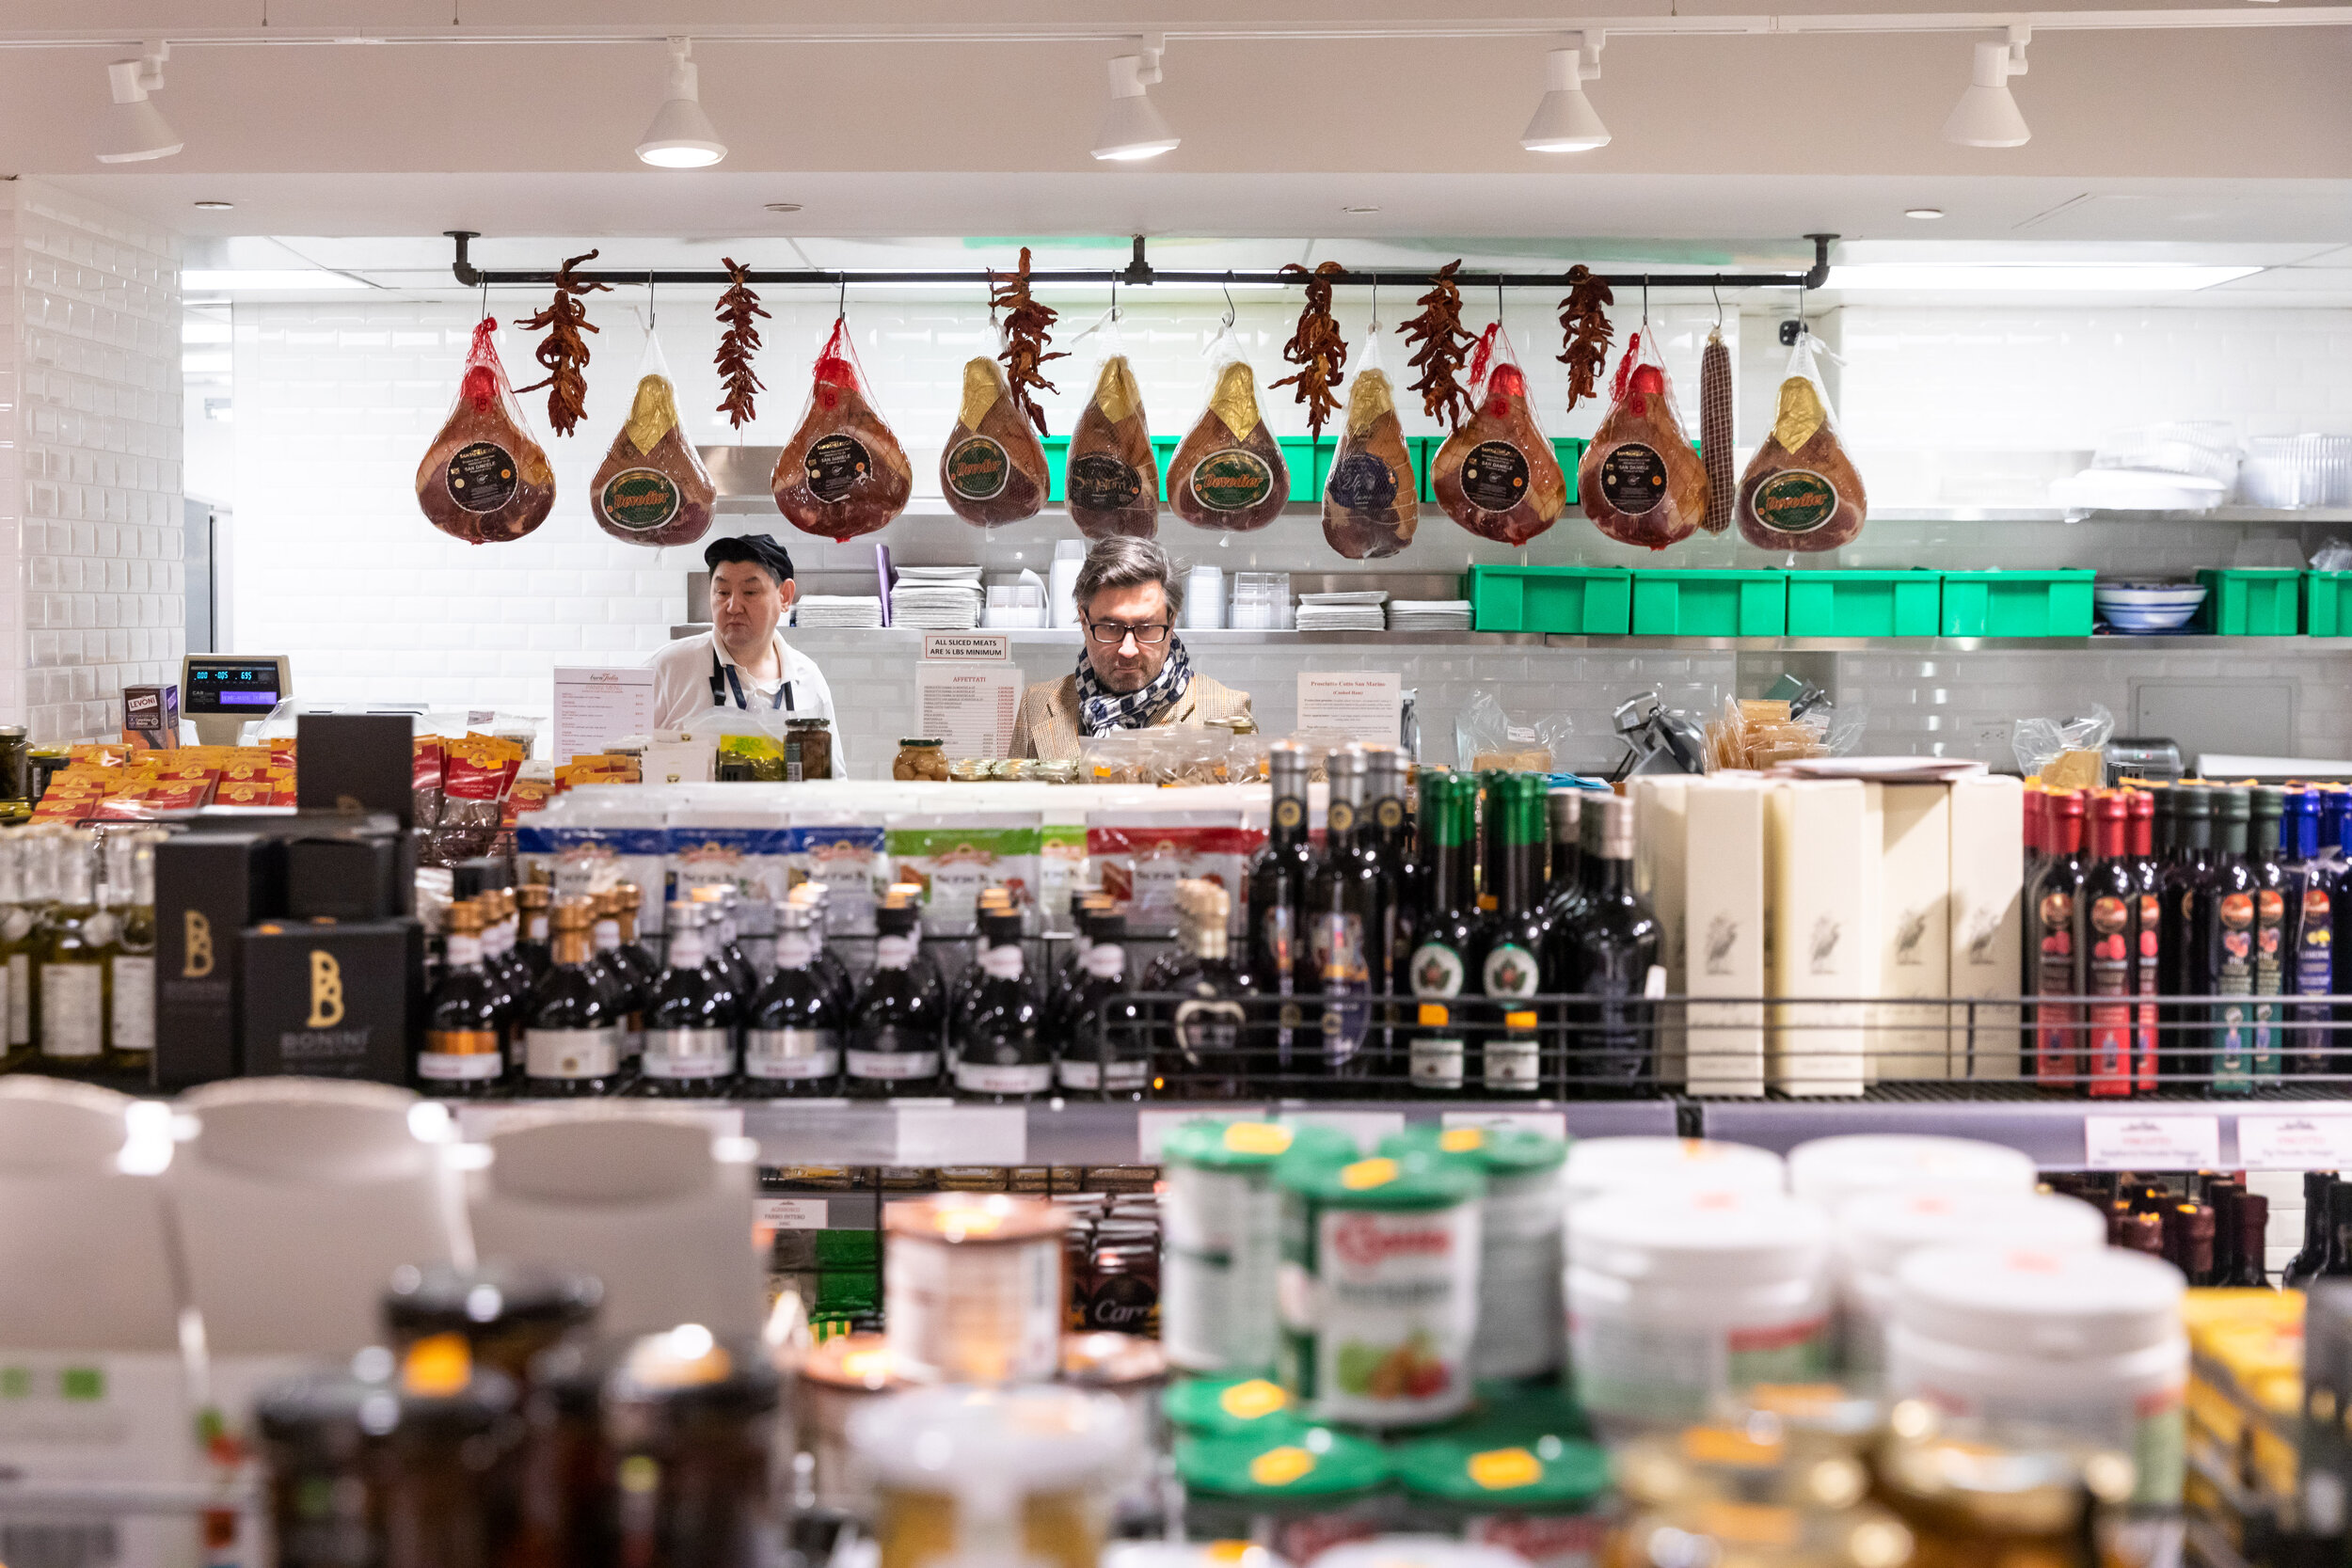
645, 532, 846, 774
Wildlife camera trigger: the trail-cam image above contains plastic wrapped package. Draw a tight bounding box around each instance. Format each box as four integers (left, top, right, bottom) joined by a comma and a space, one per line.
1431, 323, 1567, 546
1704, 692, 1868, 771
590, 333, 715, 548
941, 353, 1050, 527
771, 317, 913, 541
1168, 325, 1290, 533
1579, 329, 1708, 549
416, 317, 556, 544
1322, 329, 1419, 559
1066, 317, 1159, 540
2013, 704, 2115, 785
1737, 329, 1867, 552
1454, 689, 1574, 772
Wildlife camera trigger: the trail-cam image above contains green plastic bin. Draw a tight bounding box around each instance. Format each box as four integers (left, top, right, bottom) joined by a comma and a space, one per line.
2198, 568, 2303, 636
1629, 569, 1788, 637
1041, 435, 1069, 502
1467, 565, 1631, 635
1939, 570, 2096, 638
2308, 573, 2352, 637
1785, 570, 1942, 638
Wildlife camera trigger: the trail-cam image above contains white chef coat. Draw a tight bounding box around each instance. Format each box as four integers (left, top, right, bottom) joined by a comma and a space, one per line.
645, 630, 850, 776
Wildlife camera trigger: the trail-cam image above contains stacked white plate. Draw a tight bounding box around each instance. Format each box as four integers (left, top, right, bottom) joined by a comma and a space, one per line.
1297, 590, 1389, 632
1389, 599, 1473, 631
794, 595, 884, 629
889, 566, 984, 630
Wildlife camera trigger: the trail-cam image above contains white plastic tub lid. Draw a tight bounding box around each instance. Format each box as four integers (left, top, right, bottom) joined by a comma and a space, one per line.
1562, 1136, 1786, 1207
850, 1383, 1136, 1494
1837, 1190, 2106, 1281
1788, 1134, 2035, 1211
1311, 1539, 1529, 1568
1892, 1244, 2183, 1360
1568, 1186, 1830, 1284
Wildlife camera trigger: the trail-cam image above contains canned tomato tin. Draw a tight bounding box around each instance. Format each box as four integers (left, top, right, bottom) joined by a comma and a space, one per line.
1163, 1375, 1308, 1442
1393, 1426, 1613, 1568
1277, 1153, 1485, 1428
884, 1193, 1069, 1384
1161, 1119, 1358, 1375
1383, 1125, 1569, 1383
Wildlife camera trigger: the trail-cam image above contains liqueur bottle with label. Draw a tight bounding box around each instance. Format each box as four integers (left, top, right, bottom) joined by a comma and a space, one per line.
1360, 744, 1412, 1079
612, 884, 661, 1002
515, 882, 553, 983
102, 831, 159, 1078
1061, 911, 1147, 1101
1558, 791, 1661, 1093
1543, 787, 1589, 930
3, 832, 51, 1064
1407, 771, 1480, 1094
2246, 786, 2291, 1086
587, 891, 646, 1064
1246, 741, 1313, 1074
490, 890, 534, 1020
523, 897, 626, 1096
1473, 774, 1549, 1095
2284, 1172, 2338, 1288
1044, 895, 1111, 1048
2208, 787, 2263, 1096
418, 898, 507, 1097
744, 902, 842, 1096
2128, 789, 2164, 1093
1150, 879, 1254, 1099
2286, 788, 2342, 1076
2082, 792, 2141, 1099
956, 909, 1049, 1102
1305, 745, 1376, 1089
637, 904, 739, 1098
38, 835, 108, 1074
2224, 1191, 2271, 1288
847, 897, 944, 1099
2161, 784, 2220, 1084
2028, 789, 2089, 1089
798, 884, 861, 1018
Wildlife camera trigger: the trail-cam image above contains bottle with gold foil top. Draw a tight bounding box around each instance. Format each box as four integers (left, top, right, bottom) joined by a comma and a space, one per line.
38, 834, 108, 1072
516, 881, 553, 984
101, 831, 160, 1076
525, 897, 626, 1096
421, 898, 506, 1097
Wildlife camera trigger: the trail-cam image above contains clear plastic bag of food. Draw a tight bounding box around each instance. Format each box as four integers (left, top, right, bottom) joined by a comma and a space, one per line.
1169, 322, 1289, 533
1065, 311, 1158, 540
1323, 327, 1419, 559
1579, 329, 1708, 550
2013, 704, 2115, 781
941, 348, 1050, 527
591, 330, 716, 548
416, 317, 556, 545
1737, 328, 1867, 552
1431, 323, 1567, 546
1454, 689, 1574, 772
771, 316, 913, 542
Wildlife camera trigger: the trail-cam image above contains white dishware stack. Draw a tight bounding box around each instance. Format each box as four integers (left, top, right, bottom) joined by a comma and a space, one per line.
794, 594, 885, 629
1388, 598, 1473, 631
1296, 590, 1388, 631
1183, 564, 1225, 629
890, 565, 985, 630
1049, 539, 1086, 627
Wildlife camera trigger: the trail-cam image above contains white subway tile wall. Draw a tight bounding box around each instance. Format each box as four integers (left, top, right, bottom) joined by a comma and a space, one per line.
0, 182, 183, 743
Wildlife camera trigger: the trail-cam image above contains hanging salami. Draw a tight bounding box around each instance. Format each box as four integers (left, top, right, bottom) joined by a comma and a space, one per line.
1737, 329, 1867, 552
1578, 331, 1709, 550
1699, 326, 1736, 534
1065, 323, 1159, 541
591, 333, 715, 548
1430, 323, 1566, 546
415, 317, 556, 546
1322, 328, 1418, 560
771, 317, 913, 543
941, 356, 1049, 527
1168, 325, 1289, 533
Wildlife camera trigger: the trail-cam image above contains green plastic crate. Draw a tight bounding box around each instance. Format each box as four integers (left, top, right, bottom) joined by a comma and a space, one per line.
1468, 565, 1631, 635
2308, 572, 2352, 637
1785, 570, 1942, 638
1939, 569, 2096, 638
1629, 569, 1788, 637
2199, 568, 2303, 635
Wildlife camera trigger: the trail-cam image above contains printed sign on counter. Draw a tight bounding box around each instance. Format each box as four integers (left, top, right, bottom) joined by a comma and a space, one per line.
2237, 1114, 2352, 1170
915, 663, 1024, 759
553, 666, 657, 763
755, 1197, 830, 1231
1296, 671, 1403, 747
2085, 1115, 2220, 1171
921, 632, 1012, 662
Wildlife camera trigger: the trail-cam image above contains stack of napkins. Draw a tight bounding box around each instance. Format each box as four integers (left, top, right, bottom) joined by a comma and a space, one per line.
890, 566, 984, 631
794, 595, 884, 629
1388, 599, 1474, 631
1296, 590, 1389, 632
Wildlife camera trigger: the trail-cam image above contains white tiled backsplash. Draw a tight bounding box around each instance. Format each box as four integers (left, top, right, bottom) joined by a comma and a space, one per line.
216, 288, 2352, 773
0, 181, 184, 744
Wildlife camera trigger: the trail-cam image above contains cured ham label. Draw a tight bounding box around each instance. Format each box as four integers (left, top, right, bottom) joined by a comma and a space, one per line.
944, 436, 1010, 500
598, 467, 681, 531
1190, 449, 1276, 512
804, 434, 872, 502
1069, 451, 1145, 511
446, 442, 518, 513
1751, 469, 1838, 533
1326, 451, 1398, 513
1458, 441, 1530, 512
1598, 443, 1668, 515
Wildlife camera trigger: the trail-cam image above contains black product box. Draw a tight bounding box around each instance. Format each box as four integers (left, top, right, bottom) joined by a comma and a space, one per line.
296, 713, 417, 828
240, 918, 423, 1085
285, 833, 406, 921
154, 832, 287, 1090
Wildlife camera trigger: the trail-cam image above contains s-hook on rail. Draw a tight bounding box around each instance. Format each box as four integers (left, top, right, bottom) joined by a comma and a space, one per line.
445, 231, 1836, 293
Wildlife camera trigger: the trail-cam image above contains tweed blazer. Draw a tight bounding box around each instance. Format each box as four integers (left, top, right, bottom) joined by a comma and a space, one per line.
1008, 672, 1253, 762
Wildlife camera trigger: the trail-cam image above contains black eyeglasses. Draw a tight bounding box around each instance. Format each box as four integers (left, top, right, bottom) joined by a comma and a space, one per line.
1087, 620, 1171, 646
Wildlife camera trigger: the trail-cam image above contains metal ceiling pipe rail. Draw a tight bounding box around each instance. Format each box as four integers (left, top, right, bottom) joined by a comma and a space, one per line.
447, 231, 1837, 293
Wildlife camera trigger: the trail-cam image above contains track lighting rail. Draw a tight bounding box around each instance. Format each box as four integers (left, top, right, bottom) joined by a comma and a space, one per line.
446, 232, 1837, 293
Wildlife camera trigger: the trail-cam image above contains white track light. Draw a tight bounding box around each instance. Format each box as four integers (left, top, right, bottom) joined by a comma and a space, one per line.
1092, 38, 1180, 161
636, 38, 726, 168
96, 47, 182, 164
1521, 34, 1611, 152
1943, 26, 2031, 147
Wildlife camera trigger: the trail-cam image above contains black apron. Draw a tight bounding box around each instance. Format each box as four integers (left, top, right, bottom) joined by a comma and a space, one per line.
707, 649, 796, 712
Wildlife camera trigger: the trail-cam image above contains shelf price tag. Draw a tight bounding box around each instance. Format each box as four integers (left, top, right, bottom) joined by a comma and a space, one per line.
2084, 1115, 2220, 1171
755, 1197, 830, 1231
2236, 1114, 2352, 1170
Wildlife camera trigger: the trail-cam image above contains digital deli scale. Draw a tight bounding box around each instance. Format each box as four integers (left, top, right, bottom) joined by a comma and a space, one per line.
181, 655, 293, 745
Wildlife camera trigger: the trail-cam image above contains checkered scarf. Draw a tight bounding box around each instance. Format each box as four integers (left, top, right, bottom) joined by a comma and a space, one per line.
1075, 635, 1194, 736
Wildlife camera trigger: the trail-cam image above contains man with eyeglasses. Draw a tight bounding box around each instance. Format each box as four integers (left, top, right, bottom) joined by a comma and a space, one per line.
1009, 536, 1251, 761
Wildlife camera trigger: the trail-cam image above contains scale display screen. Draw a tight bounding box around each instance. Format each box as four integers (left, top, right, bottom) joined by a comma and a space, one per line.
184, 658, 284, 714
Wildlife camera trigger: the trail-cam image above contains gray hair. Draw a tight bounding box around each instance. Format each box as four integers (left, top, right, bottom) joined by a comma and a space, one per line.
1072, 535, 1184, 620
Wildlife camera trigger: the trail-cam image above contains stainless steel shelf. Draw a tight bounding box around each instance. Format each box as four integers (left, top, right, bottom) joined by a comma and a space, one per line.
1698, 1094, 2352, 1168
760, 625, 2352, 653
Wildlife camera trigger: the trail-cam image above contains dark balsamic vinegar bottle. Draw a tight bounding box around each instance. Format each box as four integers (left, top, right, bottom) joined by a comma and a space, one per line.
2207, 787, 2262, 1097
1061, 911, 1148, 1101
1152, 881, 1254, 1099
742, 902, 843, 1097
2082, 792, 2139, 1100
2029, 790, 2089, 1091
418, 898, 506, 1098
2286, 787, 2344, 1077
1543, 787, 1588, 931
845, 899, 945, 1099
2284, 1172, 2338, 1288
1558, 791, 1661, 1096
523, 898, 628, 1098
2159, 784, 2219, 1084
1360, 744, 1412, 1087
955, 910, 1049, 1104
1406, 770, 1480, 1095
1304, 746, 1376, 1090
2248, 785, 2292, 1085
1247, 741, 1313, 1076
2224, 1191, 2271, 1288
2128, 789, 2164, 1094
636, 904, 739, 1099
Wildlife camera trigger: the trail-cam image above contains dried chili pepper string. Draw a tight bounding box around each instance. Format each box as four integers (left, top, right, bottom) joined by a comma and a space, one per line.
988, 246, 1066, 437
1556, 262, 1615, 413
511, 248, 611, 438
714, 257, 769, 431
1272, 260, 1347, 440
1398, 260, 1475, 433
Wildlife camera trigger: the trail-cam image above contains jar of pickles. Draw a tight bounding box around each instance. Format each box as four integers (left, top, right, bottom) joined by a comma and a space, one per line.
894, 739, 949, 781
785, 718, 834, 782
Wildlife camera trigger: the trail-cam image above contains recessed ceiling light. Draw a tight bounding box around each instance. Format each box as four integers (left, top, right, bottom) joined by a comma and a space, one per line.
193, 199, 233, 211
1341, 205, 1380, 214
1904, 207, 1945, 220
764, 202, 802, 213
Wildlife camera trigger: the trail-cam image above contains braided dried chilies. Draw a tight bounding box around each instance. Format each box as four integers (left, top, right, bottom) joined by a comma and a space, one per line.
1398, 261, 1476, 432
715, 257, 769, 430
511, 249, 611, 437
1556, 264, 1615, 413
988, 245, 1066, 436
1272, 261, 1348, 438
